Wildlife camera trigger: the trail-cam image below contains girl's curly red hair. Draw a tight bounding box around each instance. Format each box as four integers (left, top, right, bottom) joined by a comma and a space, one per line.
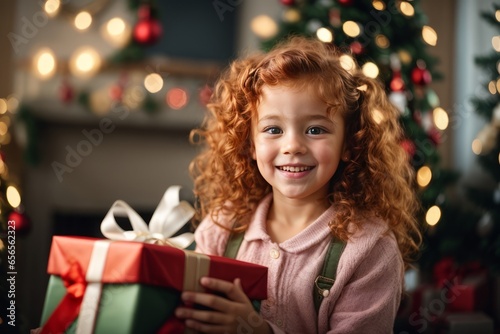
190, 36, 422, 268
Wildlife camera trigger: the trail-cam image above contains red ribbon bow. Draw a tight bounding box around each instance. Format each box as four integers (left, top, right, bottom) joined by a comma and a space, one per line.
41, 260, 87, 334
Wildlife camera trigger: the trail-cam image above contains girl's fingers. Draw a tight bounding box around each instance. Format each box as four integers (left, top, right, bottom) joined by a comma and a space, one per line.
199, 277, 248, 303
180, 290, 230, 312
175, 306, 232, 325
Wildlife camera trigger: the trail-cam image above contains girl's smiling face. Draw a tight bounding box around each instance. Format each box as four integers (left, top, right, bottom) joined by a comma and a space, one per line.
251, 85, 347, 204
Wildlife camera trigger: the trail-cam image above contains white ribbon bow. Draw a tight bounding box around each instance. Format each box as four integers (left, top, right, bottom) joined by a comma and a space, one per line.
100, 185, 195, 249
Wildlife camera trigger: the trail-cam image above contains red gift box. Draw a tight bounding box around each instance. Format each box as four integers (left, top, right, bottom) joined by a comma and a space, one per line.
41, 236, 268, 333
448, 272, 489, 312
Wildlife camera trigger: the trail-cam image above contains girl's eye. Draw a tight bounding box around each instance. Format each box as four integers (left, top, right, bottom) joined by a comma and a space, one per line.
307, 127, 326, 135
264, 127, 282, 135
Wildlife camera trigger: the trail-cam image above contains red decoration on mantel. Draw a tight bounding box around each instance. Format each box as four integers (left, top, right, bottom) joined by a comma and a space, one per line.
133, 5, 163, 45
59, 79, 74, 104
280, 0, 295, 6
337, 0, 354, 6
8, 210, 31, 236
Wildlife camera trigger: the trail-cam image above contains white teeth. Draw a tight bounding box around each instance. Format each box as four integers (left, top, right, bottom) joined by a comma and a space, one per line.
278, 166, 312, 172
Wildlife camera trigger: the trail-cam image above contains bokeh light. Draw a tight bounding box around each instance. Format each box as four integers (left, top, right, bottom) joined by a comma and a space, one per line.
425, 205, 441, 226
33, 48, 56, 79
422, 26, 438, 46
6, 185, 21, 209
75, 11, 92, 31
417, 166, 432, 187
166, 88, 188, 110
316, 27, 333, 43
433, 107, 449, 130
343, 21, 361, 38
44, 0, 61, 17
362, 62, 379, 78
399, 1, 415, 17
144, 73, 164, 93
69, 47, 101, 78
251, 15, 278, 39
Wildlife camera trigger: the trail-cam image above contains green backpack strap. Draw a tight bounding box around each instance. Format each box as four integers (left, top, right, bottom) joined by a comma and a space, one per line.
223, 230, 245, 258
224, 230, 345, 316
224, 231, 262, 312
313, 237, 346, 315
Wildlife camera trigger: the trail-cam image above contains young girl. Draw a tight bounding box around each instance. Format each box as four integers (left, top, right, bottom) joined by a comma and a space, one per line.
175, 36, 422, 333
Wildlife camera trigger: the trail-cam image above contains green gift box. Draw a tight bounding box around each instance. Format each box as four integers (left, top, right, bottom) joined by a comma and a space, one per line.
39, 236, 268, 334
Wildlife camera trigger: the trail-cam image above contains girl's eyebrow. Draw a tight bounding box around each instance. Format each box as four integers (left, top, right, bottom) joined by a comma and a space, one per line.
258, 114, 335, 124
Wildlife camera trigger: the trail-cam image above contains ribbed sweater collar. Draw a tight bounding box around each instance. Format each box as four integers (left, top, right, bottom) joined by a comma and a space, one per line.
244, 194, 336, 254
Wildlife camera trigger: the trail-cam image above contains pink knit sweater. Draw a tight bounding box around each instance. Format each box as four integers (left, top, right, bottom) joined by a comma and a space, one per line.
195, 194, 403, 333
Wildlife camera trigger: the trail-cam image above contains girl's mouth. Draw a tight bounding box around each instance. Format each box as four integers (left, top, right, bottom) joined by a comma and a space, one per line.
277, 166, 314, 173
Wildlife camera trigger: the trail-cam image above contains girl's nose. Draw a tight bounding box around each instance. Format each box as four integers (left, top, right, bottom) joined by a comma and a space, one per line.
281, 133, 306, 155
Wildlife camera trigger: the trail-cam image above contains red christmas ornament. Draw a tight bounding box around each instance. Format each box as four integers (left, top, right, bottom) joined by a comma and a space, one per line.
411, 61, 432, 86
349, 41, 364, 55
133, 5, 162, 45
8, 210, 31, 236
428, 128, 441, 145
400, 139, 416, 157
280, 0, 295, 5
337, 0, 354, 6
59, 80, 74, 104
390, 70, 405, 92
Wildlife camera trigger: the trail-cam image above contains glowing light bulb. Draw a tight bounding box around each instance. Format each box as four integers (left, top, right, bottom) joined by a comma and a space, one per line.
488, 81, 497, 94
343, 21, 361, 38
0, 99, 7, 114
372, 0, 385, 10
70, 47, 101, 78
101, 17, 131, 48
316, 27, 333, 43
362, 62, 379, 78
417, 166, 432, 187
44, 0, 60, 17
283, 8, 301, 23
251, 15, 278, 39
375, 34, 389, 48
144, 73, 163, 93
33, 48, 56, 79
425, 205, 441, 226
472, 139, 482, 155
339, 55, 356, 74
75, 11, 92, 30
422, 26, 438, 46
433, 107, 449, 130
6, 185, 21, 208
399, 1, 415, 17
492, 36, 500, 52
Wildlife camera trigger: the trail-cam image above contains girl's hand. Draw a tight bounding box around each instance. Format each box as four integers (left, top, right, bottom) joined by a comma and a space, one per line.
175, 277, 271, 334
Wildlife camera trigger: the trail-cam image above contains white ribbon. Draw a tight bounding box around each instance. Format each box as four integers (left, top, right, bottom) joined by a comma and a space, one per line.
100, 185, 195, 248
75, 186, 196, 334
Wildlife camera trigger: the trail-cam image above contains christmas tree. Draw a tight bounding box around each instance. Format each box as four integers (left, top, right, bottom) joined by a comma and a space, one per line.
0, 110, 28, 331
467, 4, 500, 273
257, 0, 458, 270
